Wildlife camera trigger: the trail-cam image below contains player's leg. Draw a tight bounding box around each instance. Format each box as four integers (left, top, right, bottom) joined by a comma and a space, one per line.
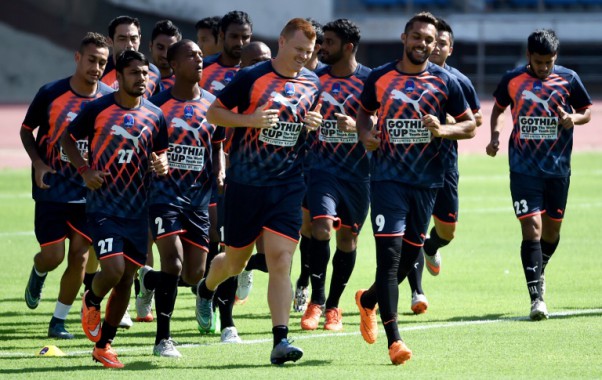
293, 208, 312, 313
406, 249, 428, 314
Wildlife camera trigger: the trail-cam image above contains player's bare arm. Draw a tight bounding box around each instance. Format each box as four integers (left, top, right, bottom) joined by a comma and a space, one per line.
424, 110, 476, 140
212, 141, 226, 194
558, 107, 591, 130
357, 107, 380, 151
486, 104, 506, 157
20, 127, 55, 189
207, 101, 279, 129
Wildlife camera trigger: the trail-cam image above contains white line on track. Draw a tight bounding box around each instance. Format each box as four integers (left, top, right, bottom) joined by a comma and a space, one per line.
1, 308, 600, 359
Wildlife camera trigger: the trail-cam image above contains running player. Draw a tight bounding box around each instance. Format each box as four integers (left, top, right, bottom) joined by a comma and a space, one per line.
21, 32, 111, 340
486, 29, 592, 320
300, 18, 371, 332
136, 39, 225, 357
406, 16, 483, 314
195, 18, 322, 364
354, 12, 475, 365
149, 19, 182, 91
195, 16, 222, 57
62, 50, 169, 368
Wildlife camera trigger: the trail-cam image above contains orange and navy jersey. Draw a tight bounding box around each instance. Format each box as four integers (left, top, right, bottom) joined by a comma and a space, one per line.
360, 61, 469, 188
199, 53, 240, 94
68, 94, 169, 218
160, 74, 175, 91
101, 59, 162, 99
312, 63, 371, 181
22, 77, 114, 203
493, 65, 592, 178
149, 89, 226, 207
216, 60, 322, 186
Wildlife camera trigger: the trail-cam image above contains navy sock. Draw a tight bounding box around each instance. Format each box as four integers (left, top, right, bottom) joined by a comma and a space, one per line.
197, 279, 215, 300
423, 227, 450, 256
407, 247, 425, 295
85, 288, 103, 308
143, 269, 160, 291
155, 272, 178, 344
83, 272, 96, 293
309, 238, 330, 305
325, 248, 356, 309
96, 321, 117, 348
246, 253, 268, 272
272, 325, 288, 347
215, 276, 237, 329
521, 240, 543, 301
541, 237, 560, 272
297, 235, 311, 287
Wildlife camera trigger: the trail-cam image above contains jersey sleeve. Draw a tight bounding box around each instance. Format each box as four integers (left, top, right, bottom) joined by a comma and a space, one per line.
492, 72, 513, 109
67, 102, 96, 140
215, 68, 253, 111
445, 75, 470, 119
213, 125, 226, 143
21, 87, 49, 131
458, 76, 481, 112
359, 71, 380, 113
568, 72, 593, 111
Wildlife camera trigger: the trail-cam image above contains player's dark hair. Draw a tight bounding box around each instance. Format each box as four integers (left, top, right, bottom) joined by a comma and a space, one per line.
220, 10, 252, 34
306, 18, 324, 45
404, 11, 438, 34
79, 32, 109, 53
108, 15, 141, 40
435, 17, 454, 47
528, 29, 559, 55
166, 39, 195, 63
195, 16, 221, 44
323, 18, 361, 53
116, 50, 149, 73
281, 18, 316, 41
151, 19, 182, 42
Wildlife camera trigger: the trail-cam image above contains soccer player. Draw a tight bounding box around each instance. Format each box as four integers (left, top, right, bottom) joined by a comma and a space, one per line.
354, 12, 475, 365
196, 18, 322, 364
102, 15, 162, 98
300, 18, 371, 332
149, 19, 182, 91
195, 16, 222, 57
486, 29, 592, 320
20, 32, 111, 340
62, 50, 169, 368
136, 39, 225, 357
406, 17, 483, 314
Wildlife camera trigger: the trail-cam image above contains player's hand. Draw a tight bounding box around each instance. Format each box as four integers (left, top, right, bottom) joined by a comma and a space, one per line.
557, 107, 574, 129
304, 103, 322, 131
152, 152, 169, 176
486, 139, 499, 157
82, 169, 110, 190
251, 103, 280, 129
359, 129, 381, 151
423, 114, 443, 138
32, 160, 56, 189
335, 113, 356, 133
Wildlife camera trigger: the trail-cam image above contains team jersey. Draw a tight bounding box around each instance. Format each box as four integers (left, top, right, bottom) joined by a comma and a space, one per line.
302, 60, 329, 172
101, 58, 162, 99
439, 63, 481, 172
160, 74, 175, 91
149, 89, 226, 207
360, 61, 469, 188
199, 53, 240, 94
68, 94, 169, 218
216, 60, 322, 186
312, 63, 371, 181
22, 77, 114, 203
493, 65, 592, 178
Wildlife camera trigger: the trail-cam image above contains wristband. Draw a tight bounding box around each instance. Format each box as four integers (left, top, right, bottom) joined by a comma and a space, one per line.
77, 165, 89, 175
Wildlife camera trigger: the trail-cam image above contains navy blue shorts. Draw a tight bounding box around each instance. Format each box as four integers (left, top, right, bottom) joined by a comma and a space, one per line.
209, 177, 219, 207
149, 204, 210, 252
302, 170, 310, 210
308, 169, 369, 235
510, 172, 570, 221
223, 180, 304, 248
34, 201, 91, 246
88, 213, 148, 267
432, 170, 459, 224
370, 181, 437, 245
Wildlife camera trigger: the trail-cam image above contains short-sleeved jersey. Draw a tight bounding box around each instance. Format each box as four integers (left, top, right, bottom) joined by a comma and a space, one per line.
493, 65, 592, 178
312, 64, 371, 181
22, 77, 114, 203
149, 89, 226, 207
199, 53, 240, 94
68, 94, 169, 218
160, 74, 175, 91
216, 60, 322, 186
439, 63, 481, 172
101, 59, 162, 99
360, 61, 469, 188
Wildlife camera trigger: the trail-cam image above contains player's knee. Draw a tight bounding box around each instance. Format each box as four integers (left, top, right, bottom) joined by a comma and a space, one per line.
311, 220, 333, 241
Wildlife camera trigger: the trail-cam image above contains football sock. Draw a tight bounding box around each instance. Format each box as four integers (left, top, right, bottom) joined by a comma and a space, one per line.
375, 236, 403, 327
83, 272, 96, 292
360, 283, 378, 310
142, 269, 160, 291
384, 318, 402, 348
155, 271, 178, 344
197, 279, 215, 300
246, 253, 268, 272
297, 235, 311, 287
423, 227, 450, 256
85, 288, 103, 308
325, 248, 356, 309
309, 238, 330, 306
541, 236, 560, 272
407, 248, 425, 295
272, 325, 288, 347
520, 240, 543, 301
215, 276, 237, 328
396, 241, 422, 285
96, 321, 117, 348
33, 265, 47, 278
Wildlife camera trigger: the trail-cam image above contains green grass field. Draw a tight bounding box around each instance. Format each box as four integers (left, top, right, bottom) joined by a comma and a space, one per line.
1, 153, 601, 379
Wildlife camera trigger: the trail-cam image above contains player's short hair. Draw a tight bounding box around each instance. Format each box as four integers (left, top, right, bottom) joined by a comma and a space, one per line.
528, 29, 559, 55
151, 19, 182, 42
220, 10, 253, 34
323, 18, 361, 53
436, 17, 454, 47
115, 50, 149, 73
404, 12, 438, 34
280, 18, 317, 41
195, 16, 221, 44
306, 18, 324, 45
108, 15, 141, 40
79, 32, 109, 53
166, 39, 194, 63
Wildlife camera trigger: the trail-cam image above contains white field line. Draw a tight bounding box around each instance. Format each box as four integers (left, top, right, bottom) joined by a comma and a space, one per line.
1, 308, 601, 359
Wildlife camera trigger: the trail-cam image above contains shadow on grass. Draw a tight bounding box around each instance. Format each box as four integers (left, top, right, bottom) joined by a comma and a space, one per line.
0, 361, 159, 374
200, 359, 332, 370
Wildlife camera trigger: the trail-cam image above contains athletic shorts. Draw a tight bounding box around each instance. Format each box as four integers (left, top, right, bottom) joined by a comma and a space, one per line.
149, 204, 209, 252
308, 169, 370, 235
301, 170, 310, 210
34, 201, 91, 247
209, 177, 219, 207
370, 181, 438, 245
510, 172, 570, 221
223, 180, 305, 249
88, 213, 148, 267
432, 170, 459, 224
